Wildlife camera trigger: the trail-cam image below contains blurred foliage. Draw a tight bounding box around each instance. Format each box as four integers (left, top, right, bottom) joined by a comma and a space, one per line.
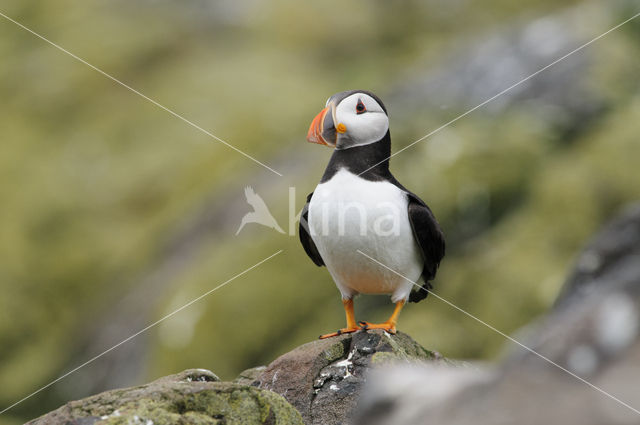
1, 0, 639, 423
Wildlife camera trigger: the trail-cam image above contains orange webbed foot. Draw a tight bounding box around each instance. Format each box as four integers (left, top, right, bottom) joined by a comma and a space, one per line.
319, 326, 361, 339
358, 321, 397, 334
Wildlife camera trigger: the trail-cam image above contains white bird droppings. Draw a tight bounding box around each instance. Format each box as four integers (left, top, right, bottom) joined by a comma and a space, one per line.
101, 409, 122, 420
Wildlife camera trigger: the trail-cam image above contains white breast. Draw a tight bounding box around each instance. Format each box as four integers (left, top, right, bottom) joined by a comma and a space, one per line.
308, 168, 423, 302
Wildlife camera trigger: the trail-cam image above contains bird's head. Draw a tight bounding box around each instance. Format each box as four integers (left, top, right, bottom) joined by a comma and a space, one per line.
306, 90, 389, 150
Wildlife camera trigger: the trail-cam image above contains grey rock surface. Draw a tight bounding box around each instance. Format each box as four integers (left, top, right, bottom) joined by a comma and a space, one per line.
554, 202, 640, 310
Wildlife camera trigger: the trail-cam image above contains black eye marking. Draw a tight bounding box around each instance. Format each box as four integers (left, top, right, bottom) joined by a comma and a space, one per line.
356, 99, 366, 114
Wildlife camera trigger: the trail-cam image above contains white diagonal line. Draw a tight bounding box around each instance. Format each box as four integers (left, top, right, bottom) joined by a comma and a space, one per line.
0, 11, 283, 177
0, 250, 283, 415
356, 249, 640, 416
359, 10, 640, 177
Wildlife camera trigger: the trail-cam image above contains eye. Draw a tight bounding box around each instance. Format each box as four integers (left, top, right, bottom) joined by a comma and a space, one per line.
355, 99, 366, 114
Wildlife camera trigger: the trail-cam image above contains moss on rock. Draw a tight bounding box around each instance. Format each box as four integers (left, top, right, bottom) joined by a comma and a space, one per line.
371, 331, 442, 365
28, 369, 303, 425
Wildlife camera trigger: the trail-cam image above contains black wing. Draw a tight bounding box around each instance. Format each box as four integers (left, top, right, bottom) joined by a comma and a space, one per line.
406, 192, 445, 303
299, 192, 324, 267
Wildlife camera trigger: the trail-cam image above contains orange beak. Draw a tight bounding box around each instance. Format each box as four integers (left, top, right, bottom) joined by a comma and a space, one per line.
306, 105, 337, 147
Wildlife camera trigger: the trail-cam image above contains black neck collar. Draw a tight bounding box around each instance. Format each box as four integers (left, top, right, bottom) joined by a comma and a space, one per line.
320, 131, 392, 183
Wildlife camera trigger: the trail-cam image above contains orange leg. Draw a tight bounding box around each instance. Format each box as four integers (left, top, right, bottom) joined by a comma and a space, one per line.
319, 299, 361, 339
359, 301, 405, 334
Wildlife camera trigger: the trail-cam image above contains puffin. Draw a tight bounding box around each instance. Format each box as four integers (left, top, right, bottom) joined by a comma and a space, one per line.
299, 90, 445, 339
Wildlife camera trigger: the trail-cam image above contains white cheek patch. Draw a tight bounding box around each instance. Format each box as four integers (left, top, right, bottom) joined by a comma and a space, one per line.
341, 112, 389, 146
335, 94, 389, 148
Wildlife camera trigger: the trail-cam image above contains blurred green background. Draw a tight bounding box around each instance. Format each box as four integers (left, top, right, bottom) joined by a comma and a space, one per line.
1, 0, 639, 423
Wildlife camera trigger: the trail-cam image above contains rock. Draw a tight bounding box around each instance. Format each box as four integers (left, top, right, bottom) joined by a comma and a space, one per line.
255, 330, 442, 425
28, 368, 303, 425
554, 202, 640, 310
234, 366, 267, 386
353, 202, 640, 425
354, 363, 492, 425
27, 332, 443, 425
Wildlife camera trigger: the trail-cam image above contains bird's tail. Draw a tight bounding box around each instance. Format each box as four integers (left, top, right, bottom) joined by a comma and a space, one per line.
408, 281, 433, 303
